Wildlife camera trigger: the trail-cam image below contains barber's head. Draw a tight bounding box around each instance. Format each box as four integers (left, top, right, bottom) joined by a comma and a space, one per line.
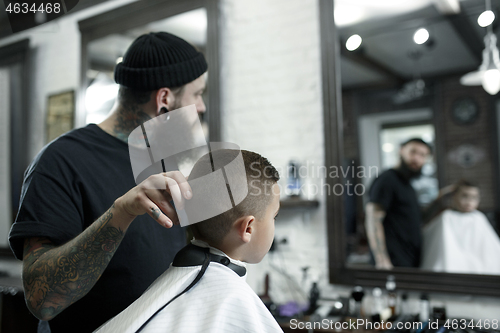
114, 32, 207, 116
452, 179, 480, 213
399, 138, 432, 173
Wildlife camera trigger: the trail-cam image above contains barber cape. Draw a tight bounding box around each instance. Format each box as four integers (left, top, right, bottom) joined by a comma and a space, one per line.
94, 240, 283, 333
421, 209, 500, 274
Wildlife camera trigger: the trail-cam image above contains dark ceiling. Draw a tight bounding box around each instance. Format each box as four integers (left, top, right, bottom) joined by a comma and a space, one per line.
0, 0, 498, 91
338, 0, 500, 89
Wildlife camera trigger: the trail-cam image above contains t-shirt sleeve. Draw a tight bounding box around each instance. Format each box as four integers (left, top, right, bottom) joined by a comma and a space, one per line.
369, 173, 394, 211
9, 148, 83, 260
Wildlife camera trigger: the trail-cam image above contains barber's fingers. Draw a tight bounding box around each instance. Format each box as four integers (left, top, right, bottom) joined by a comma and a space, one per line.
139, 180, 178, 223
143, 173, 186, 210
141, 172, 191, 221
162, 171, 192, 200
155, 194, 179, 223
142, 197, 174, 228
164, 176, 185, 210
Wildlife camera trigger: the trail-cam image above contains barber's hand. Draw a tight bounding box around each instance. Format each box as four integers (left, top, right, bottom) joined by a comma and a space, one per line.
116, 171, 192, 228
376, 257, 394, 270
438, 184, 457, 198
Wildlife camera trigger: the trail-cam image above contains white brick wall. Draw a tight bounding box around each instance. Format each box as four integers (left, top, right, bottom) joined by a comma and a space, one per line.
219, 0, 327, 305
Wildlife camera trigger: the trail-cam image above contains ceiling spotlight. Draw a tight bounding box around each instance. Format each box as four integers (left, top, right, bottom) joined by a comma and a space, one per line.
413, 28, 430, 45
346, 34, 362, 51
478, 10, 495, 27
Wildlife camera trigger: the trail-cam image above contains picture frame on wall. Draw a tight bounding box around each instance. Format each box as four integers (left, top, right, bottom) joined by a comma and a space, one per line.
46, 90, 75, 143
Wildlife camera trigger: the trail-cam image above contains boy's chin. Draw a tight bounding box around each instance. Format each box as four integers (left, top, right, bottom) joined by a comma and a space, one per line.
246, 255, 266, 264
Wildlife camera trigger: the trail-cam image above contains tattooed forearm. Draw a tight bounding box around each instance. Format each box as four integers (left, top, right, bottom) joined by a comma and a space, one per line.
22, 204, 125, 320
373, 216, 389, 259
365, 203, 391, 265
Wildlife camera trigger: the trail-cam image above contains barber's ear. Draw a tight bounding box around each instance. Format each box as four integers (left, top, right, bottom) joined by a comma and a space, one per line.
155, 88, 176, 115
235, 215, 255, 243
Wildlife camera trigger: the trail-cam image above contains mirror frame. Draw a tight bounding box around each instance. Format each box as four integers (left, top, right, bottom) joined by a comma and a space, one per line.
320, 0, 500, 297
0, 39, 30, 258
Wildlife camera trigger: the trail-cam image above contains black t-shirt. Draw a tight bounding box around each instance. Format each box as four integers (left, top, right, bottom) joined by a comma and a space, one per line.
9, 124, 186, 333
368, 169, 422, 267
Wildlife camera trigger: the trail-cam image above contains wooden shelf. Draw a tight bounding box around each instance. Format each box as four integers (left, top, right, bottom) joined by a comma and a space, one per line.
279, 198, 320, 209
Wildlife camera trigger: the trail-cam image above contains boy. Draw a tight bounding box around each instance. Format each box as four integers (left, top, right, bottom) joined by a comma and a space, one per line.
421, 180, 500, 274
95, 149, 283, 333
450, 179, 480, 213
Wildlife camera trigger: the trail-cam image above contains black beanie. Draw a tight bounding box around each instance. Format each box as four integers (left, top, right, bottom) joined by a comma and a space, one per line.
114, 32, 208, 91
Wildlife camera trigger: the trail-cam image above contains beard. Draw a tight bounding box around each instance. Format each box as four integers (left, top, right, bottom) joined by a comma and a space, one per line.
397, 156, 422, 180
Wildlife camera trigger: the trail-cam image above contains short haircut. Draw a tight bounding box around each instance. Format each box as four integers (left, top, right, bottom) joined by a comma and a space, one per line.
401, 137, 433, 154
454, 179, 479, 193
188, 149, 280, 247
117, 85, 186, 106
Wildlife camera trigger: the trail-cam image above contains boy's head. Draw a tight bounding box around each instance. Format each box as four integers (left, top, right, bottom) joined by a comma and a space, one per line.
188, 149, 280, 263
452, 179, 480, 213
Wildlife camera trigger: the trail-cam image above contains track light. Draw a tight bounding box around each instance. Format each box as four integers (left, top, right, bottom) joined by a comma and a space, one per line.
478, 10, 495, 27
413, 28, 429, 45
346, 34, 362, 51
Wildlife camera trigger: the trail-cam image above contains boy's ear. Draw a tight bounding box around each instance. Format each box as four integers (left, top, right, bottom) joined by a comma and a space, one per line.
235, 215, 255, 243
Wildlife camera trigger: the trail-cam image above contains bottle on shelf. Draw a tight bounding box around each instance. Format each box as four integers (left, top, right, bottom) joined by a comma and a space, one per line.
308, 281, 320, 314
371, 287, 384, 322
401, 293, 410, 315
350, 286, 365, 318
286, 160, 301, 197
419, 293, 430, 322
386, 275, 397, 316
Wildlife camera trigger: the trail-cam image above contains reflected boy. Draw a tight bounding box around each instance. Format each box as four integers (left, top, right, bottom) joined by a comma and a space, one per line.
421, 180, 500, 274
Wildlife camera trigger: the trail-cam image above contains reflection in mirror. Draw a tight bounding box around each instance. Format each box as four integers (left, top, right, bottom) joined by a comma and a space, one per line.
337, 0, 500, 275
85, 8, 208, 136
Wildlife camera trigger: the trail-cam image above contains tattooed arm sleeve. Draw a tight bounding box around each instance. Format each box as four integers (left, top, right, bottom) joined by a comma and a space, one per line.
22, 203, 126, 321
365, 202, 392, 268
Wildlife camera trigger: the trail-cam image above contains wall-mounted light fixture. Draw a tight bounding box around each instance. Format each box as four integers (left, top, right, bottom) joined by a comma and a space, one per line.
461, 0, 500, 95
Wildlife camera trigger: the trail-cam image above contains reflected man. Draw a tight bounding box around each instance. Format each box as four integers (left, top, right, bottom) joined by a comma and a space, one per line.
365, 138, 431, 269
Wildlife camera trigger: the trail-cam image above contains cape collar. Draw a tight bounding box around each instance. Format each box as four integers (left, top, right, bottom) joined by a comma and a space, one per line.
172, 241, 247, 277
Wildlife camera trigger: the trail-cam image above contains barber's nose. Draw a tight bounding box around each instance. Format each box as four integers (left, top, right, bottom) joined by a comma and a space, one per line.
197, 99, 206, 114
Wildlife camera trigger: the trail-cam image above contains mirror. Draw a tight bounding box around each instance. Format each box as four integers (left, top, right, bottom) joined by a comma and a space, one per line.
0, 40, 29, 257
322, 0, 500, 296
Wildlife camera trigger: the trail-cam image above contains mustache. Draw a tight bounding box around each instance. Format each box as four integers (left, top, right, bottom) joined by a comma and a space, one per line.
399, 157, 422, 178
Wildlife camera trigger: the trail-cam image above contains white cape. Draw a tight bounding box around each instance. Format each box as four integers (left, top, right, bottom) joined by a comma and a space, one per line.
95, 242, 283, 333
421, 209, 500, 274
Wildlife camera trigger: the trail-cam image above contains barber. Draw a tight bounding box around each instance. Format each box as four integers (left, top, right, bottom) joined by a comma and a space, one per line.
9, 32, 207, 332
365, 138, 432, 269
